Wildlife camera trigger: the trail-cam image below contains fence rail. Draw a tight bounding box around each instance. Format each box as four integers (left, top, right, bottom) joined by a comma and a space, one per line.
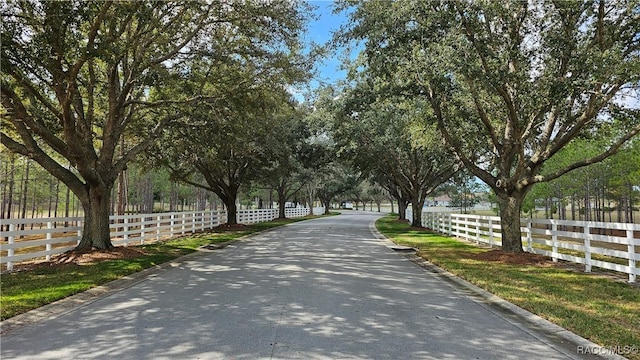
407, 209, 640, 283
1, 207, 323, 271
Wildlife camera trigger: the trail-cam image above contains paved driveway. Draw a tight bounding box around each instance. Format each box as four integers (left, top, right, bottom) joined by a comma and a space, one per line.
2, 212, 591, 359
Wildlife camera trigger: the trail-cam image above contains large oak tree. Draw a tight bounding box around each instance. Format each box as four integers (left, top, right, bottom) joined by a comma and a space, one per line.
148, 1, 313, 225
339, 0, 640, 252
1, 1, 218, 250
334, 87, 459, 227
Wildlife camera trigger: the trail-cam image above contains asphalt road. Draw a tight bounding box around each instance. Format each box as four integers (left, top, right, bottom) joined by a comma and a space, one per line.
1, 212, 596, 359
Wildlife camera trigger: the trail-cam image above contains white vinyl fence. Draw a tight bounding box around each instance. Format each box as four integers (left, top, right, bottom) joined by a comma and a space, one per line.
406, 209, 640, 283
1, 207, 323, 271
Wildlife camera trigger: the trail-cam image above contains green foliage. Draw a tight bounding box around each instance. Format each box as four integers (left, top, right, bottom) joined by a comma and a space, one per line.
447, 172, 483, 213
143, 1, 314, 222
1, 1, 232, 248
316, 163, 360, 210
337, 0, 640, 250
338, 0, 640, 190
330, 73, 459, 224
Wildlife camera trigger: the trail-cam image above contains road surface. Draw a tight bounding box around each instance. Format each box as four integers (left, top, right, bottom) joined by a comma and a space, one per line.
1, 212, 593, 359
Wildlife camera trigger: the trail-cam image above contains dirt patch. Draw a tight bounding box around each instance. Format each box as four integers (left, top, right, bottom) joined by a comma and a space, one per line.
51, 247, 147, 264
212, 223, 250, 232
469, 249, 555, 266
9, 247, 147, 272
409, 226, 429, 231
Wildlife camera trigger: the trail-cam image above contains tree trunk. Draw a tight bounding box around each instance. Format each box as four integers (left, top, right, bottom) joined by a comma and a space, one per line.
220, 194, 238, 225
117, 169, 127, 215
53, 179, 59, 223
1, 157, 8, 223
321, 198, 331, 215
76, 183, 114, 251
47, 180, 53, 217
5, 154, 15, 233
545, 197, 550, 219
64, 184, 70, 227
30, 185, 37, 226
20, 160, 30, 230
277, 187, 287, 219
410, 195, 424, 228
628, 183, 634, 223
497, 195, 525, 253
397, 196, 407, 221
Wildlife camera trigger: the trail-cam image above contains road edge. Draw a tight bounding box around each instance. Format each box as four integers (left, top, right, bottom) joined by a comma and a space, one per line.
368, 218, 628, 360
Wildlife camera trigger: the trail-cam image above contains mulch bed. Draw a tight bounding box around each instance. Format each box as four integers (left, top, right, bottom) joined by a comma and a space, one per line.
8, 247, 148, 273
7, 223, 253, 273
211, 223, 250, 232
469, 249, 555, 266
51, 247, 148, 264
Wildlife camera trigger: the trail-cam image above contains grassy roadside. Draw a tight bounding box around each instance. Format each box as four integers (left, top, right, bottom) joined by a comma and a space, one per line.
376, 215, 640, 360
0, 215, 328, 320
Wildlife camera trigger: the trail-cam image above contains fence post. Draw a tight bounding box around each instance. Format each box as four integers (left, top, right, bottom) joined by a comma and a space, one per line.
584, 224, 591, 273
156, 215, 161, 241
526, 220, 533, 253
489, 218, 494, 248
124, 217, 129, 246
465, 215, 470, 241
7, 223, 15, 271
628, 229, 636, 283
46, 222, 53, 261
140, 217, 145, 245
77, 220, 82, 245
181, 213, 186, 235
475, 217, 481, 244
551, 222, 558, 262
442, 213, 453, 236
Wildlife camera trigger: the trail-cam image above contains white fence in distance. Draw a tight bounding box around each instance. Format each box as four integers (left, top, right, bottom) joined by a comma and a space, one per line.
1, 207, 324, 271
406, 209, 640, 283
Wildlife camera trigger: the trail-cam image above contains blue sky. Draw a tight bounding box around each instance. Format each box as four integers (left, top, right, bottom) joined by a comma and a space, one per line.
305, 1, 352, 88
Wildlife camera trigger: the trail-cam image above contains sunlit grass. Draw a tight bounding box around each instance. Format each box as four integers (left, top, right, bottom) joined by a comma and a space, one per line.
377, 215, 640, 359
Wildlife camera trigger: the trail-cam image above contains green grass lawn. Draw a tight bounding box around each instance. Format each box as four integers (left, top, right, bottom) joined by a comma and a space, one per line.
377, 215, 640, 360
0, 216, 319, 321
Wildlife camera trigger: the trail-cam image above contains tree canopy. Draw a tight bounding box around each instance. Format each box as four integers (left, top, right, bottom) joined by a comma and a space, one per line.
337, 0, 640, 251
333, 83, 459, 226
1, 0, 314, 248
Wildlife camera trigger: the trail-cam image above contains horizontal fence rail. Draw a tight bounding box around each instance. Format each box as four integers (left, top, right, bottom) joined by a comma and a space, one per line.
1, 207, 323, 271
406, 209, 640, 283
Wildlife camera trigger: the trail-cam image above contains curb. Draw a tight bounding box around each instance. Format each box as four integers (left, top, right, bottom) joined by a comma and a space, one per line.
368, 218, 628, 360
0, 250, 206, 337
0, 231, 259, 337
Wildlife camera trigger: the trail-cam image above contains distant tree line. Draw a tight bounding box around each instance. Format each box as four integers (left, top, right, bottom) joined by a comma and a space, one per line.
523, 138, 639, 223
